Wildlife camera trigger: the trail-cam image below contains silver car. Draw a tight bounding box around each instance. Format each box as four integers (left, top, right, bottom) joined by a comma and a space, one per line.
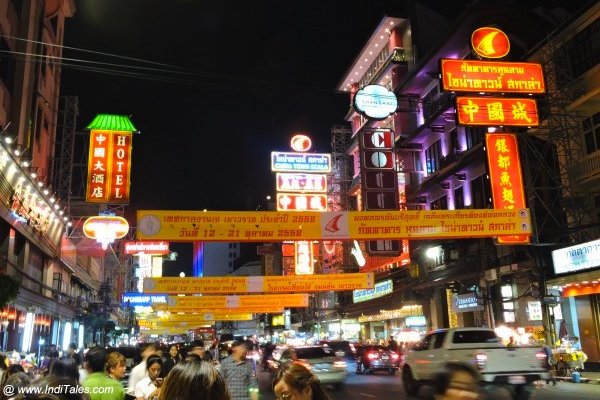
272, 346, 347, 389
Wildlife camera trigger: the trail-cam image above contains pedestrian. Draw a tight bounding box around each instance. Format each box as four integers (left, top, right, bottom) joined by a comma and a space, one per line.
67, 343, 83, 367
0, 354, 8, 386
507, 336, 517, 347
388, 338, 399, 352
49, 356, 80, 383
82, 346, 125, 400
434, 362, 481, 400
162, 345, 181, 377
106, 351, 127, 382
127, 343, 158, 395
187, 340, 214, 363
272, 362, 332, 400
219, 340, 258, 400
40, 344, 59, 374
134, 355, 163, 400
541, 343, 557, 386
0, 372, 31, 400
158, 357, 230, 400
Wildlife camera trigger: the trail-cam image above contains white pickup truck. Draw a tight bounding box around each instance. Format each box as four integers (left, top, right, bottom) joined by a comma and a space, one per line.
402, 328, 550, 400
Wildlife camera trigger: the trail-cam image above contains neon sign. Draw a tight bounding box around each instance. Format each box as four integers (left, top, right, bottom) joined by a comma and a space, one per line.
471, 27, 510, 59
271, 152, 331, 172
83, 215, 130, 249
456, 97, 539, 126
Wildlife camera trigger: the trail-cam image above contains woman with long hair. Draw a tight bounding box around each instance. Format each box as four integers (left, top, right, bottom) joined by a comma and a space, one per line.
272, 363, 331, 400
49, 356, 80, 383
158, 358, 230, 400
162, 345, 181, 377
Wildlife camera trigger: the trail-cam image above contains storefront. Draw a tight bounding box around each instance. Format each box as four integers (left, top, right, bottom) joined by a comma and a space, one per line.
547, 239, 600, 363
357, 305, 424, 344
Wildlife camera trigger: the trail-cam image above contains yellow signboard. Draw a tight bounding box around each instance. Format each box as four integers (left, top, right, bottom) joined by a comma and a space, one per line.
157, 294, 308, 308
136, 209, 531, 241
139, 320, 215, 328
150, 312, 253, 322
152, 305, 285, 314
143, 274, 373, 294
139, 328, 195, 335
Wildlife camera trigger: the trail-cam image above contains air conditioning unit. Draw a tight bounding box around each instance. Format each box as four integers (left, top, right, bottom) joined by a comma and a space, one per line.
484, 268, 497, 281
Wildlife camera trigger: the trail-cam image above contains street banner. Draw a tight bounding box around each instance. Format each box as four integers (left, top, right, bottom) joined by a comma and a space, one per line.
136, 209, 532, 242
139, 320, 215, 329
143, 274, 373, 294
152, 305, 285, 313
154, 294, 307, 309
148, 312, 253, 322
139, 328, 196, 335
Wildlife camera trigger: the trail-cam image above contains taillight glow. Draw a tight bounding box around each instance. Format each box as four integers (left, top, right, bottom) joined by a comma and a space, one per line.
475, 353, 487, 370
367, 352, 379, 360
391, 353, 399, 360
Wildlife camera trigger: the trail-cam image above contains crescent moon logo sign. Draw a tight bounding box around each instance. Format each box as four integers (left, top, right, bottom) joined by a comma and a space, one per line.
290, 134, 312, 152
471, 27, 510, 59
324, 214, 343, 233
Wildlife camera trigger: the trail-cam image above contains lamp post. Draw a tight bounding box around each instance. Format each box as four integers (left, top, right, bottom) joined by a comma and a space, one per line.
37, 338, 45, 366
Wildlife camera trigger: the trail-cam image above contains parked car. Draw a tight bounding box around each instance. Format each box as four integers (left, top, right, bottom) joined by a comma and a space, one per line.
271, 346, 347, 389
355, 344, 400, 375
402, 328, 550, 400
318, 340, 357, 372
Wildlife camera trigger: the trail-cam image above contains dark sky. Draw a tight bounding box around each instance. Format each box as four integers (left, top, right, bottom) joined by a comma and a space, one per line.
60, 0, 442, 212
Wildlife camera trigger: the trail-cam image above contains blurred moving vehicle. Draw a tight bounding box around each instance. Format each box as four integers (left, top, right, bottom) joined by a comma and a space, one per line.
318, 340, 357, 372
270, 346, 347, 389
355, 344, 400, 375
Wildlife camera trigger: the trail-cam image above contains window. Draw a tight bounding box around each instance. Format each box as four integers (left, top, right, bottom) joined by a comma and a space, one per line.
452, 330, 500, 344
430, 195, 448, 210
425, 140, 442, 174
432, 332, 447, 349
471, 175, 492, 209
465, 126, 485, 149
294, 347, 329, 359
583, 112, 600, 154
53, 273, 63, 291
0, 36, 16, 95
449, 128, 459, 152
454, 186, 464, 209
566, 17, 600, 78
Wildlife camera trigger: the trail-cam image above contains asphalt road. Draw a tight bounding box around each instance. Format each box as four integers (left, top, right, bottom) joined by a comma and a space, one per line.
256, 369, 600, 400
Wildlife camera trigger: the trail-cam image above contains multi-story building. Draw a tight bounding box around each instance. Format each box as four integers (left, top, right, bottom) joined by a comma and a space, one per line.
335, 0, 595, 353
0, 0, 104, 354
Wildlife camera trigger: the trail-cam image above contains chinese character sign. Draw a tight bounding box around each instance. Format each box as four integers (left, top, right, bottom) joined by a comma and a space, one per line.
86, 130, 133, 203
485, 133, 529, 244
456, 97, 539, 126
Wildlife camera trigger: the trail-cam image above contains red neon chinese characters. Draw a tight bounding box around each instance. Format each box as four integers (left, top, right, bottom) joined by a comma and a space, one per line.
86, 131, 111, 202
456, 97, 539, 126
485, 133, 529, 244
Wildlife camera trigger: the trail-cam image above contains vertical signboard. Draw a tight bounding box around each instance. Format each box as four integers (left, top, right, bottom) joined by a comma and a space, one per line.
485, 133, 529, 244
360, 129, 401, 256
86, 130, 133, 204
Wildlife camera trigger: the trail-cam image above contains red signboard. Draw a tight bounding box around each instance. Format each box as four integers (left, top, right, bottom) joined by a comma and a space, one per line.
440, 59, 545, 94
276, 173, 327, 193
276, 193, 327, 211
456, 97, 539, 126
471, 27, 510, 59
123, 241, 170, 255
362, 150, 395, 169
486, 133, 529, 244
362, 129, 394, 149
86, 130, 133, 203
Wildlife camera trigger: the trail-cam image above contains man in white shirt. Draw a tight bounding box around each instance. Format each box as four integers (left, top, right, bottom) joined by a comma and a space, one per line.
127, 343, 158, 395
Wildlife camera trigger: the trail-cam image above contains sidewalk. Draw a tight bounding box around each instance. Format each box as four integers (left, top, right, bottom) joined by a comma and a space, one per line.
555, 371, 600, 384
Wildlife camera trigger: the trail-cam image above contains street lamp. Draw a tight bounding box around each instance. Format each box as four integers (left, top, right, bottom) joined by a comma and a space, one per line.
179, 272, 185, 278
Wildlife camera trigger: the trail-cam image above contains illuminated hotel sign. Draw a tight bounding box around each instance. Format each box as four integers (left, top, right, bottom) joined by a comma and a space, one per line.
83, 215, 130, 249
276, 193, 327, 211
440, 59, 545, 94
485, 133, 529, 244
471, 27, 510, 59
276, 173, 327, 193
456, 97, 539, 126
271, 152, 331, 172
353, 279, 393, 303
552, 238, 600, 275
123, 241, 170, 255
354, 85, 398, 120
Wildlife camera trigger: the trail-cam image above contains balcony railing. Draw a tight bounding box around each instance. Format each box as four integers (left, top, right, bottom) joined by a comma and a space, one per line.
570, 150, 600, 183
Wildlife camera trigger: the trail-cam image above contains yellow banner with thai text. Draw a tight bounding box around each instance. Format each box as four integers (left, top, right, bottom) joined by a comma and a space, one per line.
153, 294, 307, 309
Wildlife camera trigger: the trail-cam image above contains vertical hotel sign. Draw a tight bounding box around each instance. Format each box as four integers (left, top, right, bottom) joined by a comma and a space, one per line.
86, 114, 136, 204
486, 133, 529, 244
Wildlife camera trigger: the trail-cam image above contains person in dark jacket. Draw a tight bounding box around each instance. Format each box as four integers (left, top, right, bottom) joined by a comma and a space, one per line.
162, 345, 181, 377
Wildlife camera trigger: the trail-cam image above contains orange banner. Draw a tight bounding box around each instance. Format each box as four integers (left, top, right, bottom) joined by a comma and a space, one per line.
149, 312, 253, 322
486, 133, 529, 244
143, 274, 373, 294
152, 305, 285, 313
86, 130, 133, 203
441, 59, 545, 94
456, 97, 538, 126
153, 294, 308, 309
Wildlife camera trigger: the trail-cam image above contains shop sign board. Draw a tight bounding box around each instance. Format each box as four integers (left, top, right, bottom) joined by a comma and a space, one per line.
527, 301, 543, 321
276, 173, 327, 193
136, 209, 532, 242
405, 315, 427, 327
456, 97, 539, 126
290, 135, 312, 152
151, 313, 253, 322
83, 215, 130, 249
143, 273, 374, 294
486, 134, 529, 244
452, 293, 484, 312
352, 279, 393, 303
140, 320, 215, 328
153, 305, 285, 313
86, 130, 133, 203
276, 193, 328, 211
154, 294, 308, 309
440, 59, 545, 94
471, 27, 510, 59
271, 152, 331, 172
354, 85, 398, 120
123, 241, 170, 255
122, 293, 167, 307
552, 238, 600, 275
294, 241, 314, 274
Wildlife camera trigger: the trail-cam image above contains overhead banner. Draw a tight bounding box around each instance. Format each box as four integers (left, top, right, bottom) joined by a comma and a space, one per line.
143, 273, 373, 294
139, 328, 198, 335
86, 130, 133, 203
139, 320, 215, 329
154, 294, 309, 308
456, 97, 539, 126
150, 312, 253, 322
137, 209, 532, 241
153, 306, 285, 314
486, 133, 529, 244
440, 59, 545, 94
